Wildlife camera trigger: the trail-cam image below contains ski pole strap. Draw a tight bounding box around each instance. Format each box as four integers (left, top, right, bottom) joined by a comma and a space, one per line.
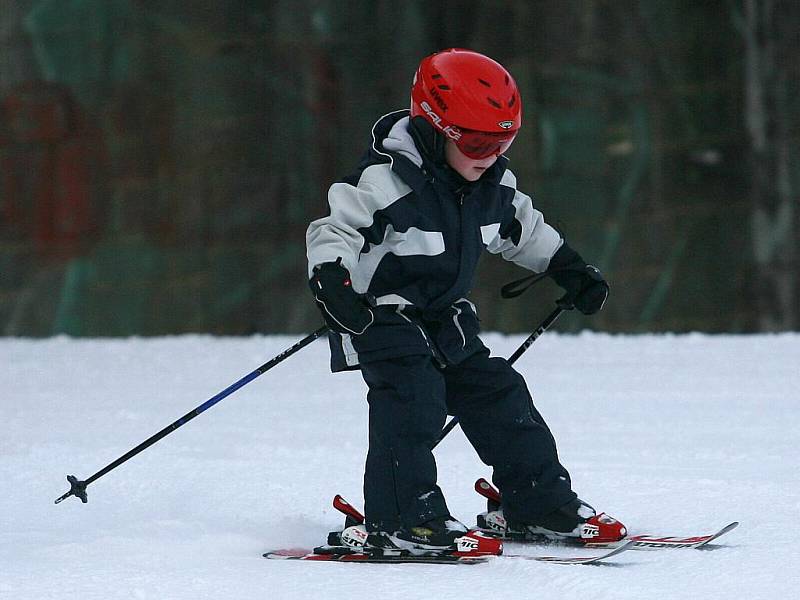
501, 266, 580, 305
501, 267, 575, 299
500, 271, 551, 298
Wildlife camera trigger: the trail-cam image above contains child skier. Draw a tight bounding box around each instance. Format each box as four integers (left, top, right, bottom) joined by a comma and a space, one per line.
306, 48, 625, 556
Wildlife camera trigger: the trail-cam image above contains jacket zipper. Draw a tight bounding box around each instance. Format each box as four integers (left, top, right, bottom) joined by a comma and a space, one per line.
452, 304, 466, 349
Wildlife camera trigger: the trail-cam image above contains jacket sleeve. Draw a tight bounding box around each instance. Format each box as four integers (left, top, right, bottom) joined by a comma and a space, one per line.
306, 178, 388, 283
482, 170, 563, 273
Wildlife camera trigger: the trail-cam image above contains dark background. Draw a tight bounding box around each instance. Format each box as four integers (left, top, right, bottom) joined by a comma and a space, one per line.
1, 0, 797, 336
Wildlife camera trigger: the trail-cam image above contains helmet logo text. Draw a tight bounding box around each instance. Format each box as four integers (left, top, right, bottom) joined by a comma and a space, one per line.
498, 120, 514, 129
420, 101, 461, 140
429, 88, 448, 112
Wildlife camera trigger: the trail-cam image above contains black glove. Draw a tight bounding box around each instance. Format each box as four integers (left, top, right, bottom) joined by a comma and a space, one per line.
548, 242, 609, 315
309, 259, 374, 335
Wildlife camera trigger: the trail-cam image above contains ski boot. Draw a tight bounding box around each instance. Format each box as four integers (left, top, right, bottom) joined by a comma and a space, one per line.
474, 478, 627, 545
325, 495, 502, 558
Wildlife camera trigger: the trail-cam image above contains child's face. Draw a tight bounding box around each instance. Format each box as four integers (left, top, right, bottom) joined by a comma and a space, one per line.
445, 140, 499, 182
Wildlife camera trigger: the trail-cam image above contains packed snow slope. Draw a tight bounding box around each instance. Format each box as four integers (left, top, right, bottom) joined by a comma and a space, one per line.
3, 332, 799, 599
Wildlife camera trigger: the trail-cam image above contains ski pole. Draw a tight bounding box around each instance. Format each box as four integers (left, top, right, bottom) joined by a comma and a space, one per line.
430, 305, 566, 450
55, 326, 329, 505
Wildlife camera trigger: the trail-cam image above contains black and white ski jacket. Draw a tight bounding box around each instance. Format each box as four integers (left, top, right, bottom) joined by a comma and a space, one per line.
307, 110, 563, 371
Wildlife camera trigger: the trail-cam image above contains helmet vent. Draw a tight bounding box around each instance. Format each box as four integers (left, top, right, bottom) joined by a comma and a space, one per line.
431, 73, 443, 79
478, 78, 491, 87
508, 94, 516, 107
505, 74, 510, 85
487, 97, 502, 109
437, 85, 451, 90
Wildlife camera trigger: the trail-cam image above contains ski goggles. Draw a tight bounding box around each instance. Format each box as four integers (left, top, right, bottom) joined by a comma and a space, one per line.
455, 128, 518, 159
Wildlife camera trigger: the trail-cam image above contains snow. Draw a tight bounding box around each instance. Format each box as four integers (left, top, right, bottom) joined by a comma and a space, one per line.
3, 332, 799, 599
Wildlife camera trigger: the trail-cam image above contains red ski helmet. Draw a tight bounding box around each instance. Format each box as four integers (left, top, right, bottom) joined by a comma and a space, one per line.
410, 48, 522, 159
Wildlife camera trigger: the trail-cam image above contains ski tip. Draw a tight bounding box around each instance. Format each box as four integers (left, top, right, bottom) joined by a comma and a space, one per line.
582, 539, 637, 562
718, 521, 739, 536
697, 521, 739, 547
521, 539, 636, 565
263, 548, 311, 559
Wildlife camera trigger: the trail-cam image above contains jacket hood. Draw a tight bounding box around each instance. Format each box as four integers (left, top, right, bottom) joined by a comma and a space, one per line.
368, 109, 508, 192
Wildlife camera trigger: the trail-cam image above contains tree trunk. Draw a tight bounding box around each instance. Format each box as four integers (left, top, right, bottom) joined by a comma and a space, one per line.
742, 0, 797, 330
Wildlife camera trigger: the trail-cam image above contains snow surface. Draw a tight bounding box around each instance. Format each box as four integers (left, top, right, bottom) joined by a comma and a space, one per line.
3, 332, 799, 599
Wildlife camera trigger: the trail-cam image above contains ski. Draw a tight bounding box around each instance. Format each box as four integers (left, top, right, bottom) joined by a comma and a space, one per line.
263, 547, 489, 565
605, 521, 739, 550
474, 477, 739, 550
483, 519, 740, 550
496, 521, 740, 550
504, 539, 636, 564
263, 540, 637, 566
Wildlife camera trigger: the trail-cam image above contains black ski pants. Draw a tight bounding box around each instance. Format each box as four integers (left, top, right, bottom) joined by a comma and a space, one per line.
360, 344, 576, 532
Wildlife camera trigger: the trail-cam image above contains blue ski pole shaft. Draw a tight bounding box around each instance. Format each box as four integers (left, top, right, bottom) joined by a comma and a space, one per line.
55, 326, 329, 504
431, 306, 565, 450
